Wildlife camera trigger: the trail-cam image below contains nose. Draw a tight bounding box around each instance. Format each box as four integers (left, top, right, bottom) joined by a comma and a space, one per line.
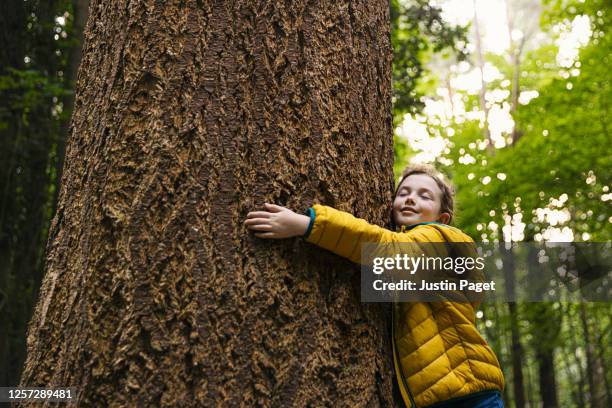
404, 193, 416, 205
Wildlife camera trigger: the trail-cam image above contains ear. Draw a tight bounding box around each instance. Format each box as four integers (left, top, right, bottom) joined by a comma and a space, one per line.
437, 212, 451, 225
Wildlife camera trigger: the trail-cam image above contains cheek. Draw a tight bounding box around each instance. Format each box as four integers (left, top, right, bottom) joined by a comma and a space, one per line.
432, 202, 444, 215
423, 201, 439, 214
392, 198, 402, 211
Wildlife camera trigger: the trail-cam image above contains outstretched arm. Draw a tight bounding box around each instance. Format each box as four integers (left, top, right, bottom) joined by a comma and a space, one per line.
244, 203, 311, 239
304, 204, 399, 263
245, 203, 401, 264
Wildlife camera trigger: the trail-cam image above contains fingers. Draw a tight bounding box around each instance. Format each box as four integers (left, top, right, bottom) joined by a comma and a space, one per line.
245, 204, 285, 219
244, 204, 287, 240
246, 223, 273, 231
244, 218, 270, 226
264, 203, 285, 212
254, 232, 278, 239
246, 211, 272, 219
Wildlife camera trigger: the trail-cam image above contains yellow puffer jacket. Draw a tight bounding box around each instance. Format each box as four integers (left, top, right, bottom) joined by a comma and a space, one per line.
304, 205, 504, 408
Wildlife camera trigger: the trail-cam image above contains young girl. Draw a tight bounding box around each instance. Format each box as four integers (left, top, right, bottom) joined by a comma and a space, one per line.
244, 164, 505, 408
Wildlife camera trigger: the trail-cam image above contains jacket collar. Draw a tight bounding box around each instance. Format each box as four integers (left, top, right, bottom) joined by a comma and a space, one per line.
398, 221, 444, 232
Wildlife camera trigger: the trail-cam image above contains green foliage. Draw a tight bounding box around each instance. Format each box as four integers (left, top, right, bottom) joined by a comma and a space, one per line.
508, 3, 610, 240
391, 0, 468, 125
399, 0, 611, 242
394, 4, 612, 402
0, 68, 69, 127
393, 133, 416, 180
391, 0, 468, 180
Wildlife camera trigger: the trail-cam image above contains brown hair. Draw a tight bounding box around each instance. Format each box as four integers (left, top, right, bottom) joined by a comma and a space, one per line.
393, 163, 455, 225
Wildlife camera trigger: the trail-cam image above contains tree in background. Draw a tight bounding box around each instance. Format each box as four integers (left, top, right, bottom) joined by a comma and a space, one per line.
390, 0, 468, 177
395, 0, 610, 406
0, 0, 87, 388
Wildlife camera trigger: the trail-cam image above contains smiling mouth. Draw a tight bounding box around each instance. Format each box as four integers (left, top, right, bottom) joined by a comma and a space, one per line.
401, 208, 417, 214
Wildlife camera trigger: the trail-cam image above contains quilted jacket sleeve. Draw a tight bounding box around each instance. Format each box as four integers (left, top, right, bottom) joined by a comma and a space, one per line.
304, 204, 413, 264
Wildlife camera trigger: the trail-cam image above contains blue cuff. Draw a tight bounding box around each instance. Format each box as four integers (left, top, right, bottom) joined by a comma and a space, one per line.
303, 207, 315, 238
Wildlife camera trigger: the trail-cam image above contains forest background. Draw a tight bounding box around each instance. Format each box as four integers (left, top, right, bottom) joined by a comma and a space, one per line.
0, 0, 609, 407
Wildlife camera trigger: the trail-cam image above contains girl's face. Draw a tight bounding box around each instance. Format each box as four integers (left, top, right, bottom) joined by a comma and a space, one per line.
392, 174, 448, 227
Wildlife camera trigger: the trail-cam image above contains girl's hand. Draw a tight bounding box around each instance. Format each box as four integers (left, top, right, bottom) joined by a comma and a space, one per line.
244, 203, 310, 239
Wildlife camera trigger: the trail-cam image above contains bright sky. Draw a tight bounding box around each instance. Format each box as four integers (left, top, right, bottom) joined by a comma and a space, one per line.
438, 0, 511, 54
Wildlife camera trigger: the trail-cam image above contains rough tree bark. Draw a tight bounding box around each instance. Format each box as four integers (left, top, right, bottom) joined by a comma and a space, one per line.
20, 1, 396, 407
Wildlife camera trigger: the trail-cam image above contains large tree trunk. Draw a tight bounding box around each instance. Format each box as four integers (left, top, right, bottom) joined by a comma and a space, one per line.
20, 1, 396, 406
